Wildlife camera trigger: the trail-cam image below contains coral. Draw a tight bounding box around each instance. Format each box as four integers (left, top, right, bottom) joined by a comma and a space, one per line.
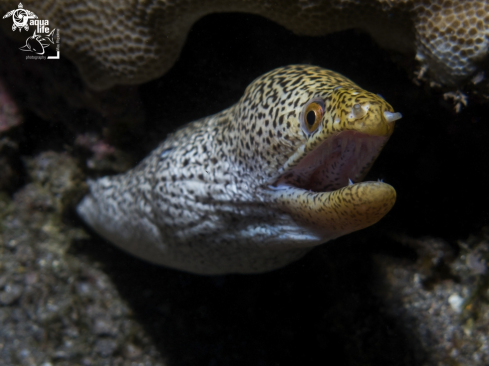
0, 151, 164, 365
0, 0, 487, 91
376, 233, 489, 365
23, 151, 87, 214
74, 132, 133, 172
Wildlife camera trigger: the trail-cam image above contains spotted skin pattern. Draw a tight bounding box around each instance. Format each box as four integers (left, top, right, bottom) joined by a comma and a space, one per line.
77, 65, 398, 274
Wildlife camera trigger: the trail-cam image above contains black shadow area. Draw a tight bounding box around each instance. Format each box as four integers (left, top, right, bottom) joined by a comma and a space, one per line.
73, 231, 422, 366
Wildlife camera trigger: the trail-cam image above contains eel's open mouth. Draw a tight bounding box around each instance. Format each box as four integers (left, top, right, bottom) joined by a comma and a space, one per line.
265, 93, 399, 241
271, 131, 388, 193
268, 129, 396, 242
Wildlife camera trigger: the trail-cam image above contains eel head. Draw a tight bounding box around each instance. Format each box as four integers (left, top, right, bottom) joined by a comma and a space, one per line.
245, 66, 400, 243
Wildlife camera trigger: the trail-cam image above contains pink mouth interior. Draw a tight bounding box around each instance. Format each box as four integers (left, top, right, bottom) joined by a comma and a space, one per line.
272, 131, 388, 192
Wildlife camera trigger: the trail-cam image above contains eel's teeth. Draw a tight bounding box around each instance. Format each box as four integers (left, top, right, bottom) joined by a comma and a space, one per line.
384, 111, 402, 123
348, 178, 354, 185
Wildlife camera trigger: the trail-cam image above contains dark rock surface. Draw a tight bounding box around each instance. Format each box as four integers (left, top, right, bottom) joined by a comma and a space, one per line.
0, 12, 488, 366
0, 152, 164, 366
377, 234, 489, 365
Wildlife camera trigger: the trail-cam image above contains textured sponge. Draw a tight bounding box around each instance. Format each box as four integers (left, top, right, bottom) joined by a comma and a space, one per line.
0, 0, 487, 90
414, 1, 489, 85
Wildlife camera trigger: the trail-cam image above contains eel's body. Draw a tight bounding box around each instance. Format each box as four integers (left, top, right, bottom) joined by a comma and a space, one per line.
77, 65, 401, 275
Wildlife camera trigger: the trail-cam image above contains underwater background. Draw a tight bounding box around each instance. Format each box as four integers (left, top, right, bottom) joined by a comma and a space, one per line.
0, 3, 489, 366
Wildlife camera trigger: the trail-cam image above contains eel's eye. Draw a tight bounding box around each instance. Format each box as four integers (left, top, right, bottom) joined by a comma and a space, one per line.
301, 98, 324, 135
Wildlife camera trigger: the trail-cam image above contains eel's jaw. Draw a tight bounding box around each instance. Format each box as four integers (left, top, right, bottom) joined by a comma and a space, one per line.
266, 130, 396, 241
270, 182, 396, 242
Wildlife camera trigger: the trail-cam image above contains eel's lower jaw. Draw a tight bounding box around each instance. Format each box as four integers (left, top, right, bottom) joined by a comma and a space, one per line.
271, 182, 396, 242
268, 131, 396, 241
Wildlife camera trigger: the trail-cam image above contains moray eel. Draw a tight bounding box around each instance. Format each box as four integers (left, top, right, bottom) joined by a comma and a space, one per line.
77, 65, 401, 275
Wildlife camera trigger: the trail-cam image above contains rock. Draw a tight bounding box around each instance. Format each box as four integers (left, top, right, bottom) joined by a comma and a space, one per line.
0, 151, 164, 365
376, 232, 489, 365
0, 284, 23, 305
